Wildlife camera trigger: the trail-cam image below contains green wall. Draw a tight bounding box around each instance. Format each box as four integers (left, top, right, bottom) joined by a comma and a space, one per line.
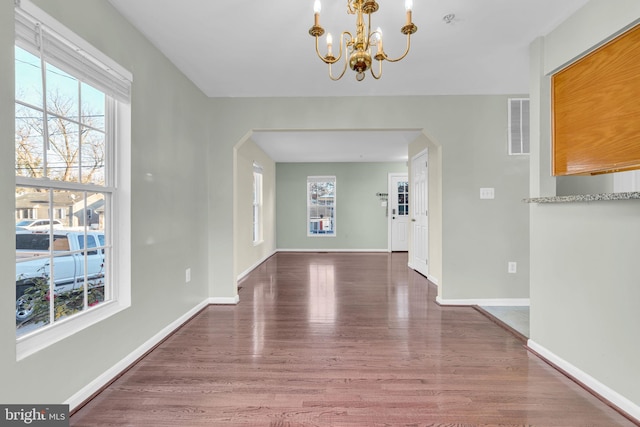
1, 0, 211, 405
209, 95, 530, 303
234, 139, 276, 277
1, 0, 533, 409
276, 162, 407, 250
529, 0, 640, 411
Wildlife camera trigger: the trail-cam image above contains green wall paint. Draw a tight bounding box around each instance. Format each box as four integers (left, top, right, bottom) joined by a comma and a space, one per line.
276, 162, 407, 250
529, 0, 640, 409
2, 0, 211, 405
208, 95, 530, 305
234, 139, 276, 277
1, 0, 537, 410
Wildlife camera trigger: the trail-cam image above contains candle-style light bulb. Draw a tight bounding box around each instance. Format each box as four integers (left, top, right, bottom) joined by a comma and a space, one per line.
326, 32, 333, 56
405, 0, 413, 25
314, 0, 321, 26
375, 27, 383, 54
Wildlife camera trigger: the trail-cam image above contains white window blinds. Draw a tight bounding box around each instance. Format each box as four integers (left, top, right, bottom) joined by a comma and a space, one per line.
15, 2, 132, 103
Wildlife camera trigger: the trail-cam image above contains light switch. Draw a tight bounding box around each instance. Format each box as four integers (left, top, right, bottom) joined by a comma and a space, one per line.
480, 188, 495, 199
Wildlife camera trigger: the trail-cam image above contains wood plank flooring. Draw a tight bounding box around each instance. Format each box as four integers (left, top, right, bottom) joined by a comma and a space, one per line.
71, 252, 636, 426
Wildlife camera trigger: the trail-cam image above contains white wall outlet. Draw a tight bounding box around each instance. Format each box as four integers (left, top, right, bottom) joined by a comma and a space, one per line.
480, 187, 495, 199
185, 268, 191, 283
508, 262, 517, 274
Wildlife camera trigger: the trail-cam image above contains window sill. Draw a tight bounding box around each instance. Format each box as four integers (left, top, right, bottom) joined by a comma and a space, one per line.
16, 298, 130, 361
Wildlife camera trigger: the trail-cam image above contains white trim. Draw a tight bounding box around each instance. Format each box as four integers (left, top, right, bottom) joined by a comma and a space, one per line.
15, 84, 132, 362
388, 172, 409, 252
64, 298, 210, 410
17, 300, 129, 361
276, 248, 389, 253
209, 296, 240, 305
16, 0, 132, 101
408, 262, 439, 285
409, 148, 430, 277
528, 340, 640, 423
436, 297, 530, 307
236, 250, 277, 281
307, 176, 336, 237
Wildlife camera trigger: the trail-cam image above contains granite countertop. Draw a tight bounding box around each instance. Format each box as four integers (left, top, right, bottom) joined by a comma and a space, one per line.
523, 192, 640, 203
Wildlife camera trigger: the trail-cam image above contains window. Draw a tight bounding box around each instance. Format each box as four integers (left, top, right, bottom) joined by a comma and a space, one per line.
307, 176, 336, 236
396, 181, 409, 216
14, 0, 131, 359
508, 98, 530, 155
253, 163, 263, 244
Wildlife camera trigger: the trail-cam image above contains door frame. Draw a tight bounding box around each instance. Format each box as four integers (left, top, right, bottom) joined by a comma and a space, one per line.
387, 172, 409, 252
409, 148, 429, 276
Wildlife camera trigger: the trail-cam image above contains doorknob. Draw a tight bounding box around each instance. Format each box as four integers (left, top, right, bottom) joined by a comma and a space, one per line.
411, 219, 416, 222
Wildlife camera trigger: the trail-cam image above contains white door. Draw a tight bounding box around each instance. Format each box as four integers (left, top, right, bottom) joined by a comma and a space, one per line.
411, 149, 428, 276
389, 174, 409, 251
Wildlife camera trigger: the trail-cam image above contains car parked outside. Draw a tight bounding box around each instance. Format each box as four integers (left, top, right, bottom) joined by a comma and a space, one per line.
15, 219, 63, 231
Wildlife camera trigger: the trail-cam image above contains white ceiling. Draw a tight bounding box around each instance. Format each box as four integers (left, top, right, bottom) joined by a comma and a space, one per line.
251, 129, 422, 163
107, 0, 589, 161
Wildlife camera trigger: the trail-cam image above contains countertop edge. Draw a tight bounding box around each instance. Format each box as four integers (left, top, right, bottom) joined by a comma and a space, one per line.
523, 192, 640, 203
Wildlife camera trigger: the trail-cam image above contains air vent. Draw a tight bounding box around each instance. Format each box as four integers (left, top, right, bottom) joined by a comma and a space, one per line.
508, 98, 530, 155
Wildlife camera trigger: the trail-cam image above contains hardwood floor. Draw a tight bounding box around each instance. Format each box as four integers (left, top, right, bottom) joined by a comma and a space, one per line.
71, 252, 636, 426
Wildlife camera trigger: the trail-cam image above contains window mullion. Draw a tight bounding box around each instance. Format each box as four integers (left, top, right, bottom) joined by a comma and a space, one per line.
78, 79, 82, 184
47, 188, 55, 325
37, 23, 50, 171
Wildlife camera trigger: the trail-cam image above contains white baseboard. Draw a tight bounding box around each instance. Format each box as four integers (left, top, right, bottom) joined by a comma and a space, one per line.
436, 297, 530, 307
65, 298, 211, 411
407, 262, 438, 285
276, 248, 388, 253
209, 295, 240, 305
236, 250, 277, 281
528, 339, 640, 423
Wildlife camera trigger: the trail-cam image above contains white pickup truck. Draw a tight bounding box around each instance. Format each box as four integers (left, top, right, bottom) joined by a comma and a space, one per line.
16, 231, 105, 323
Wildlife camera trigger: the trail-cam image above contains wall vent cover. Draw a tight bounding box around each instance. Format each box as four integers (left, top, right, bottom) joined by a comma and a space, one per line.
508, 98, 530, 155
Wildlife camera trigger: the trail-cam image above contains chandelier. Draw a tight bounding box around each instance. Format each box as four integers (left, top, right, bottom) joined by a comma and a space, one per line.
309, 0, 417, 81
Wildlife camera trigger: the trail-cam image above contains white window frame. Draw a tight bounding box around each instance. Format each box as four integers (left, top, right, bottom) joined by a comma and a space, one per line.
508, 98, 530, 155
14, 0, 132, 360
252, 163, 263, 245
307, 176, 336, 237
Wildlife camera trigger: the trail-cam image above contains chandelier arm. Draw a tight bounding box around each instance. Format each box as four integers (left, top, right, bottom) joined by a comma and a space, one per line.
329, 33, 350, 80
337, 32, 351, 63
370, 58, 383, 79
314, 35, 341, 64
366, 12, 372, 51
328, 58, 349, 81
380, 33, 412, 63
